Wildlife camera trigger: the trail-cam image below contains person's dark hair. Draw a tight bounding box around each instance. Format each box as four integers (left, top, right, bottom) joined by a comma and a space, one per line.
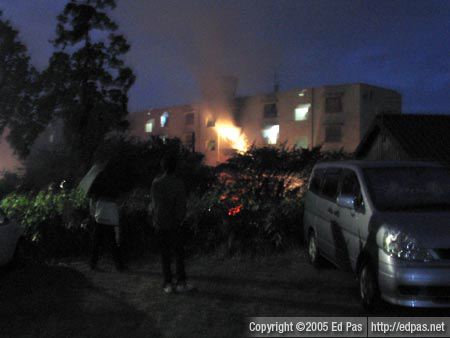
161, 152, 178, 174
89, 173, 120, 200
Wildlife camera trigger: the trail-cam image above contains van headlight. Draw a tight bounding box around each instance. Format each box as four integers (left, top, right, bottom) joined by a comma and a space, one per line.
383, 229, 433, 262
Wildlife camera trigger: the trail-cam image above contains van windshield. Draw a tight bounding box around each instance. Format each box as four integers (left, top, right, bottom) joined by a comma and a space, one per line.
363, 167, 450, 211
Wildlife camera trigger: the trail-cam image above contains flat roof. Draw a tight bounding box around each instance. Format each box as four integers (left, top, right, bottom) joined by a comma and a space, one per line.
314, 160, 443, 169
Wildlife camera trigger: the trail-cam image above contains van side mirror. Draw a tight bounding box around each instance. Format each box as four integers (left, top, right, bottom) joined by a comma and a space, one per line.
337, 194, 355, 209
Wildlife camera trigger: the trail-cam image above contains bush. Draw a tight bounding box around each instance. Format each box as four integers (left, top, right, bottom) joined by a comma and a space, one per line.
120, 188, 155, 257
1, 142, 351, 259
183, 191, 225, 254
0, 134, 215, 259
1, 187, 90, 258
0, 171, 22, 197
183, 146, 351, 255
92, 134, 215, 195
89, 135, 215, 257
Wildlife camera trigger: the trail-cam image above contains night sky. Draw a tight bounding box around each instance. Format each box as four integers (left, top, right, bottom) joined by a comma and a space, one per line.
0, 0, 448, 114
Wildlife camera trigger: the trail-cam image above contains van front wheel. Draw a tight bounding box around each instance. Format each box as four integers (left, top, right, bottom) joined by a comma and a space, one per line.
307, 231, 321, 268
359, 261, 381, 312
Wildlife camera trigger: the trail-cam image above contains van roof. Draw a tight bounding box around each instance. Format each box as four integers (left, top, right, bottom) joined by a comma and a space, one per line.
313, 160, 444, 170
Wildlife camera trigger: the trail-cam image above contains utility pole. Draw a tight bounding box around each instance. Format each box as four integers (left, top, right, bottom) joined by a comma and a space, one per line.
311, 88, 315, 149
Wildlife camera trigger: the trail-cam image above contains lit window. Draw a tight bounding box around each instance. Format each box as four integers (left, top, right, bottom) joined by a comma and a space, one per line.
206, 139, 216, 151
295, 136, 308, 149
298, 89, 307, 97
325, 125, 342, 143
263, 103, 277, 118
294, 104, 311, 121
160, 112, 169, 127
185, 113, 195, 125
145, 118, 155, 133
262, 124, 279, 145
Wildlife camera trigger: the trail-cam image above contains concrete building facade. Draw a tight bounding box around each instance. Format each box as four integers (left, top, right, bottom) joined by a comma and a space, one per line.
128, 82, 402, 166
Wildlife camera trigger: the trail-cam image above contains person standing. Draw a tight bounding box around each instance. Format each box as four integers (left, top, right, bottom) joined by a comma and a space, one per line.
150, 152, 193, 294
89, 190, 125, 272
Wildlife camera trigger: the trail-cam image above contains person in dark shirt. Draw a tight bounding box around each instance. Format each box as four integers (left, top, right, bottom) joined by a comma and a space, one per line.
150, 152, 194, 294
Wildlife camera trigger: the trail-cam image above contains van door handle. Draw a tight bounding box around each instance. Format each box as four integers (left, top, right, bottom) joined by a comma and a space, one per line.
328, 207, 339, 217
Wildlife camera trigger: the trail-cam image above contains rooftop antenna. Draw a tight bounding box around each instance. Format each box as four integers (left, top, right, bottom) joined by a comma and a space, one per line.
273, 70, 279, 93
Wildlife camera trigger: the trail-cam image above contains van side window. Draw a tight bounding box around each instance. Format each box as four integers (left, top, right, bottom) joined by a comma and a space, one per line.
341, 169, 364, 209
309, 168, 325, 194
322, 168, 341, 201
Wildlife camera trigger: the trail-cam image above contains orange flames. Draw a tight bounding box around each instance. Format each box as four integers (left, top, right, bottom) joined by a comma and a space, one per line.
228, 205, 243, 216
215, 121, 248, 153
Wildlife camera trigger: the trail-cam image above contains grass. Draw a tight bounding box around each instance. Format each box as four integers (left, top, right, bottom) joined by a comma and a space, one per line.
1, 249, 450, 338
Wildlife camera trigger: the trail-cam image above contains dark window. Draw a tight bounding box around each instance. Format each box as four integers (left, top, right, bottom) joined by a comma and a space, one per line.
325, 125, 342, 143
322, 168, 341, 200
340, 170, 360, 197
362, 91, 373, 101
310, 168, 325, 194
185, 113, 194, 125
341, 170, 364, 210
325, 96, 342, 113
184, 132, 195, 150
263, 103, 278, 118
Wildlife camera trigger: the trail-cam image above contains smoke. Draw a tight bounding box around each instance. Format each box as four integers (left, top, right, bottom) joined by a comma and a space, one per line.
2, 0, 448, 112
114, 0, 281, 106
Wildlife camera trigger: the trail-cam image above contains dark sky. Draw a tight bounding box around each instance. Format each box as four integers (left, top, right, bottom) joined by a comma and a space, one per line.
0, 0, 449, 113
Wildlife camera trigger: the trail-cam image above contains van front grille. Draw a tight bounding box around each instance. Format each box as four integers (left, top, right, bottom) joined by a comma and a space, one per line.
399, 286, 450, 298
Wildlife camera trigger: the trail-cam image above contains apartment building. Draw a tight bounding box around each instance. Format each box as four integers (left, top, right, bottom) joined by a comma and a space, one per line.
128, 82, 402, 166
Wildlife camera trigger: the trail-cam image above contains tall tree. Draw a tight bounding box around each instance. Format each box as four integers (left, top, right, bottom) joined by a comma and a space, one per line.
46, 0, 135, 173
0, 11, 43, 158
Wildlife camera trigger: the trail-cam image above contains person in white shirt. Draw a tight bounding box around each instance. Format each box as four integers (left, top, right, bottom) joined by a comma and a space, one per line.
89, 184, 125, 271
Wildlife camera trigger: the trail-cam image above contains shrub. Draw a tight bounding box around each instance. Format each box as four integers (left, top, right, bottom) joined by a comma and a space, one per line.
91, 134, 214, 196
183, 191, 225, 254
120, 188, 155, 257
1, 142, 352, 259
1, 187, 89, 258
183, 146, 351, 255
89, 135, 215, 256
0, 171, 22, 197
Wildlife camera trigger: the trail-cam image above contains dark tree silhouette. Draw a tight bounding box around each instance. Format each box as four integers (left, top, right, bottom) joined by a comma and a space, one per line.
0, 11, 43, 158
44, 0, 135, 175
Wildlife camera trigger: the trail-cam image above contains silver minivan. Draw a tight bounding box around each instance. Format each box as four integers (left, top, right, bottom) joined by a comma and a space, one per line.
303, 161, 450, 309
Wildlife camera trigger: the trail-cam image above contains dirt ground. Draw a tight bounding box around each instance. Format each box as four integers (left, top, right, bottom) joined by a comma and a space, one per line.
1, 249, 450, 338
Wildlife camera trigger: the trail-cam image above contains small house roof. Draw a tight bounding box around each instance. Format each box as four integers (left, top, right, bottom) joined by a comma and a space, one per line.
355, 114, 450, 163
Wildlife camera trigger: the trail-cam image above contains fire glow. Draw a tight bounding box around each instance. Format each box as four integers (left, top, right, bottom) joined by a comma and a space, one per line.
215, 122, 248, 153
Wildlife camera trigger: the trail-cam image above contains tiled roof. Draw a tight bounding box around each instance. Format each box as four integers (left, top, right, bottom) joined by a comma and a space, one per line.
355, 114, 450, 163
